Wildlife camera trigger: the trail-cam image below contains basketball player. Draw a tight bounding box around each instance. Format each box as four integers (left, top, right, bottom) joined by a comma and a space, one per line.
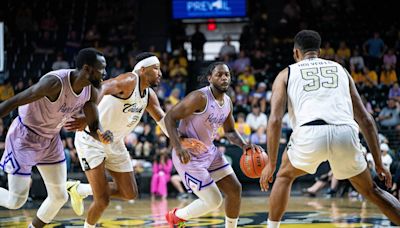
164, 62, 263, 228
0, 48, 113, 228
65, 52, 203, 228
259, 30, 400, 227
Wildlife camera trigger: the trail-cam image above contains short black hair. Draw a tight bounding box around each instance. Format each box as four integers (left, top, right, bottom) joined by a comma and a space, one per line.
135, 52, 156, 62
294, 30, 321, 53
76, 48, 104, 70
206, 61, 229, 76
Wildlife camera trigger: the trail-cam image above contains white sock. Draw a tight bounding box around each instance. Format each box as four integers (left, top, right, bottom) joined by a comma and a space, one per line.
84, 220, 96, 228
28, 224, 36, 228
225, 216, 238, 228
267, 219, 280, 228
77, 183, 93, 198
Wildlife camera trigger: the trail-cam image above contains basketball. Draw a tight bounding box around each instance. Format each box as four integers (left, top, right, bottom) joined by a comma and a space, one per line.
240, 146, 268, 178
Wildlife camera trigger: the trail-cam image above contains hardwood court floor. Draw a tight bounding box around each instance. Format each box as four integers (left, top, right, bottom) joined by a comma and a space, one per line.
0, 196, 397, 227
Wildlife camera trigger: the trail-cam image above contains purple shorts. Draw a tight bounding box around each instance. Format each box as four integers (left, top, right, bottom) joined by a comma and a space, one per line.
172, 146, 233, 192
0, 118, 65, 175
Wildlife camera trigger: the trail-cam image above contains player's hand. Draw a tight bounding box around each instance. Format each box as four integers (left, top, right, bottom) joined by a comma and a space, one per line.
243, 144, 265, 154
176, 147, 191, 164
180, 138, 207, 155
64, 116, 87, 131
97, 129, 113, 144
375, 164, 392, 188
259, 163, 275, 192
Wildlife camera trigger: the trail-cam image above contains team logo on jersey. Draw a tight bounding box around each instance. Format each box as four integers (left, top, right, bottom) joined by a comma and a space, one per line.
123, 103, 144, 113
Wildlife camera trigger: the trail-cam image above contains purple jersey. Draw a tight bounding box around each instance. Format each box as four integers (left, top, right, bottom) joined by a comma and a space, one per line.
0, 69, 91, 175
178, 86, 231, 150
19, 69, 91, 138
173, 86, 233, 192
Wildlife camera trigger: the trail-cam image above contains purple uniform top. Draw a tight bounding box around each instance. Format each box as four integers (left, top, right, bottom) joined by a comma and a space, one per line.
19, 69, 91, 138
173, 86, 232, 192
178, 86, 231, 152
0, 69, 91, 175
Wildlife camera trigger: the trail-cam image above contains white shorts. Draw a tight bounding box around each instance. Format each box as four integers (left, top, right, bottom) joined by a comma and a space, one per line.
74, 131, 133, 173
287, 124, 367, 180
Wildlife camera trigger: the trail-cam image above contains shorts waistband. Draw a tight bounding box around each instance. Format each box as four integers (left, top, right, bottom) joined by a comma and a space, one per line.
301, 119, 329, 126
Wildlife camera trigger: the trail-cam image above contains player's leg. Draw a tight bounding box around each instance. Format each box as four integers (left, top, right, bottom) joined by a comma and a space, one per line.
33, 162, 69, 228
349, 168, 400, 225
174, 182, 223, 220
107, 170, 138, 200
83, 161, 110, 227
216, 173, 242, 228
0, 174, 31, 209
209, 152, 241, 228
268, 150, 307, 227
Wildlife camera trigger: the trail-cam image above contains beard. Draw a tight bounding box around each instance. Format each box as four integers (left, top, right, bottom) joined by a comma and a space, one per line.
214, 84, 229, 93
89, 78, 101, 89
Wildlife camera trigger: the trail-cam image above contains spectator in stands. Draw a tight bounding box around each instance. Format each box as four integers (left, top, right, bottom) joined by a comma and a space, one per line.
246, 104, 268, 132
64, 30, 81, 61
135, 123, 155, 158
320, 41, 335, 60
14, 80, 25, 95
0, 119, 5, 153
85, 25, 101, 46
51, 53, 70, 70
380, 64, 398, 87
190, 24, 207, 61
219, 35, 236, 60
238, 67, 256, 89
363, 32, 385, 71
383, 48, 397, 69
110, 58, 125, 77
249, 82, 267, 113
350, 48, 365, 72
233, 50, 251, 74
250, 126, 267, 144
336, 41, 351, 63
389, 83, 400, 102
375, 98, 400, 129
234, 113, 251, 142
233, 83, 249, 113
151, 149, 173, 200
170, 174, 189, 200
0, 79, 15, 103
167, 88, 181, 106
32, 31, 55, 55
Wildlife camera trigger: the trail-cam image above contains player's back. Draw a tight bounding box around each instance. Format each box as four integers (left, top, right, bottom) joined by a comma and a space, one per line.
287, 57, 358, 131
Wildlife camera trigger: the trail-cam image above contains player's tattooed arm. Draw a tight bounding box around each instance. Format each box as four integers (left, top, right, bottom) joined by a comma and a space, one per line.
224, 99, 247, 149
0, 75, 61, 118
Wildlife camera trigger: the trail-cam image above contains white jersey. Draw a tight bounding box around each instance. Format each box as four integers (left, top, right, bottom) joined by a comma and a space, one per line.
88, 73, 149, 141
287, 57, 358, 131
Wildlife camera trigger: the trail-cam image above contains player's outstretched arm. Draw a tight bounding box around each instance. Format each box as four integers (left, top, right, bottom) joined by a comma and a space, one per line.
0, 75, 61, 118
223, 100, 247, 148
146, 88, 168, 136
83, 85, 113, 144
164, 91, 207, 164
266, 68, 288, 167
347, 70, 391, 187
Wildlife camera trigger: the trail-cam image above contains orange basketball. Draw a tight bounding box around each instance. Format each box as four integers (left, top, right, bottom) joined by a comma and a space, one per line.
240, 146, 268, 178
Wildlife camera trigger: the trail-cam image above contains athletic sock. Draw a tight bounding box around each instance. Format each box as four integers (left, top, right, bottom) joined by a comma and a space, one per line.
267, 219, 280, 228
225, 216, 239, 228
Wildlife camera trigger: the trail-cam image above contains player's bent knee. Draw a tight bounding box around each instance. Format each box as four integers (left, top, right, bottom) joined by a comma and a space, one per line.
8, 195, 28, 209
95, 196, 111, 209
205, 192, 223, 209
51, 190, 69, 206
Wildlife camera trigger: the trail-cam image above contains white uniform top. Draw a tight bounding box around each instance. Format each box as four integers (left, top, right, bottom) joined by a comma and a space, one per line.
287, 57, 359, 131
87, 73, 149, 141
